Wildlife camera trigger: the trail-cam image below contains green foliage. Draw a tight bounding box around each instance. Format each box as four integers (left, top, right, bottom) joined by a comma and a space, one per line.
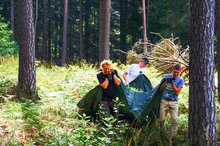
0, 76, 14, 94
0, 57, 219, 145
21, 101, 43, 130
149, 0, 189, 46
0, 15, 18, 56
0, 61, 17, 101
126, 50, 140, 65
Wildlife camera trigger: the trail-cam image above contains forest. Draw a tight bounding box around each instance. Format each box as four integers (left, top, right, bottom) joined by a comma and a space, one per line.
0, 0, 219, 145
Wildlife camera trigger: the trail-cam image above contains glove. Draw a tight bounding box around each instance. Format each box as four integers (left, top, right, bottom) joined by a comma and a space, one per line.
166, 78, 174, 83
107, 74, 113, 80
111, 70, 117, 76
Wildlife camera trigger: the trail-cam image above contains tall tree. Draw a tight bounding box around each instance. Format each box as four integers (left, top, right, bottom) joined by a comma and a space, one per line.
34, 0, 38, 32
17, 0, 37, 98
84, 1, 91, 61
48, 0, 53, 64
216, 0, 220, 102
142, 0, 147, 52
79, 0, 84, 60
62, 0, 68, 66
34, 0, 40, 59
189, 0, 216, 145
43, 0, 49, 62
129, 0, 141, 45
99, 0, 111, 61
119, 0, 128, 63
10, 0, 14, 39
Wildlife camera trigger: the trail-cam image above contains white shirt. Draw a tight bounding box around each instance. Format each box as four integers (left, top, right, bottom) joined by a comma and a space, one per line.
125, 64, 146, 83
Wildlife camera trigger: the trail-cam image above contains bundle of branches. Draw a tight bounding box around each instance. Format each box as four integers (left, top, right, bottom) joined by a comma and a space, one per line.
131, 33, 189, 79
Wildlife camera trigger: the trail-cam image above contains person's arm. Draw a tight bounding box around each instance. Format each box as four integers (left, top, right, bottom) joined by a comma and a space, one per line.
97, 73, 109, 89
113, 75, 121, 86
100, 77, 109, 89
123, 72, 128, 83
171, 81, 183, 94
123, 65, 133, 83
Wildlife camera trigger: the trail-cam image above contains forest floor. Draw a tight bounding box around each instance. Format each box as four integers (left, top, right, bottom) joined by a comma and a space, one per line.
0, 57, 219, 145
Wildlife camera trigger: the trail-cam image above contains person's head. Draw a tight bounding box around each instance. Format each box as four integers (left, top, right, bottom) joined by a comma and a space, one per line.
139, 57, 149, 68
172, 64, 181, 78
100, 60, 111, 74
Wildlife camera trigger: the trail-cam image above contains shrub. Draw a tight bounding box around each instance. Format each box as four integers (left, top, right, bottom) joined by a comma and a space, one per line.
0, 77, 14, 94
0, 15, 18, 56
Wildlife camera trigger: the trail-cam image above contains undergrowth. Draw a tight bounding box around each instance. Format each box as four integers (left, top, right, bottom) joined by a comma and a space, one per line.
0, 57, 219, 145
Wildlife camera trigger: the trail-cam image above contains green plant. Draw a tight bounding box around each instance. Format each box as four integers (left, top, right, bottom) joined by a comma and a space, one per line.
94, 106, 129, 145
0, 77, 14, 94
21, 100, 43, 134
0, 15, 18, 56
0, 57, 194, 145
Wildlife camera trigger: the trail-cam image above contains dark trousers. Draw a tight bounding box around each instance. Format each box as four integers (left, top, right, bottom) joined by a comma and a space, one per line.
102, 100, 116, 117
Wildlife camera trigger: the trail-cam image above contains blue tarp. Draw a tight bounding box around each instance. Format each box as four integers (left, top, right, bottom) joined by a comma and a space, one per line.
77, 74, 164, 125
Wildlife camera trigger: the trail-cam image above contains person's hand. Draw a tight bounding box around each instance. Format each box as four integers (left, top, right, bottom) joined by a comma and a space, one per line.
160, 81, 167, 90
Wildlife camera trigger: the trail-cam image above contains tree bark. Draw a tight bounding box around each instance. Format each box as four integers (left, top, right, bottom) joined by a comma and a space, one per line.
189, 0, 216, 145
61, 0, 68, 66
17, 0, 37, 99
142, 0, 147, 53
216, 0, 220, 102
99, 0, 111, 61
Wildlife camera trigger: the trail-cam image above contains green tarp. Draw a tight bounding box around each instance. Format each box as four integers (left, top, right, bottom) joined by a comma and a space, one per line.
77, 74, 164, 125
129, 74, 153, 92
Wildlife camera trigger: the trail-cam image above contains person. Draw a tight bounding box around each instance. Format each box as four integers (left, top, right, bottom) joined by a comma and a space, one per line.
97, 60, 121, 117
159, 64, 184, 136
123, 57, 149, 84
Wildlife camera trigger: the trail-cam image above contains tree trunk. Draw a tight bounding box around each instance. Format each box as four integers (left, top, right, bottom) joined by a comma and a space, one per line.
84, 1, 91, 61
216, 0, 220, 102
10, 0, 14, 39
57, 2, 63, 65
48, 0, 53, 64
34, 0, 41, 60
14, 1, 19, 44
119, 0, 127, 63
99, 0, 111, 61
61, 0, 68, 66
130, 0, 138, 45
189, 0, 216, 145
142, 0, 147, 53
17, 0, 37, 99
43, 0, 49, 63
34, 0, 38, 33
79, 0, 84, 60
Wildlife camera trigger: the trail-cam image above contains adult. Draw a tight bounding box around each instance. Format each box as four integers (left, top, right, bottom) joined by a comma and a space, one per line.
159, 64, 184, 136
123, 57, 149, 84
97, 60, 121, 117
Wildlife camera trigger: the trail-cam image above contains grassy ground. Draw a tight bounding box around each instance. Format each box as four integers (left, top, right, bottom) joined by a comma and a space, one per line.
0, 57, 219, 145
